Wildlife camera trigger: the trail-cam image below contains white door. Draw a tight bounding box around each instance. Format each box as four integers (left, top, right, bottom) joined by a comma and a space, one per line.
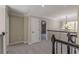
30, 17, 40, 44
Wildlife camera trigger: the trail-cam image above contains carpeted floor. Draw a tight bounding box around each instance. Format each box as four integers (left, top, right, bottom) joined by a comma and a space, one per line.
7, 40, 52, 54
7, 39, 79, 54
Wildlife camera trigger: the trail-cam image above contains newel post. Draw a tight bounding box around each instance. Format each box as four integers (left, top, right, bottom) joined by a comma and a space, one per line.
51, 34, 55, 54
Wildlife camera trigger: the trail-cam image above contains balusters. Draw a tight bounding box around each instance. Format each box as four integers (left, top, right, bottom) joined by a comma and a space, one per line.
67, 33, 70, 54
56, 42, 58, 54
74, 37, 76, 54
71, 47, 73, 54
51, 32, 77, 54
52, 43, 55, 54
51, 35, 55, 54
74, 48, 76, 54
67, 44, 70, 54
61, 43, 62, 54
0, 34, 4, 54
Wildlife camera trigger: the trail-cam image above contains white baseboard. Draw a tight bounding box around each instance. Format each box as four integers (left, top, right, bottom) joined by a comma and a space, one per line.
9, 41, 24, 45
24, 41, 27, 44
28, 40, 40, 45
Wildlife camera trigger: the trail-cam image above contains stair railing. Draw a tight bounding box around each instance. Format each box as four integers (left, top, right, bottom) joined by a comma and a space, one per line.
51, 33, 78, 54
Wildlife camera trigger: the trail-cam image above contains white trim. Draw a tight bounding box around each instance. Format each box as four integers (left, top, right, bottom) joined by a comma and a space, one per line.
0, 5, 6, 8
29, 15, 50, 21
8, 12, 24, 17
9, 41, 24, 45
24, 16, 28, 44
24, 41, 27, 44
28, 40, 40, 45
40, 19, 48, 40
3, 36, 6, 54
39, 19, 42, 41
28, 42, 32, 45
46, 19, 48, 40
27, 16, 31, 45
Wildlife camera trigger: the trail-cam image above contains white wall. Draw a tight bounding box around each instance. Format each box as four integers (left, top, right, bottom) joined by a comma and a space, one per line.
0, 6, 6, 53
47, 19, 61, 30
5, 6, 9, 47
77, 9, 79, 44
24, 16, 28, 43
0, 6, 5, 34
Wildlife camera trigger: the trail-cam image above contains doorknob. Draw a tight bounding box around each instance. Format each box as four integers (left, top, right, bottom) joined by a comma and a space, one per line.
32, 31, 34, 33
2, 32, 5, 36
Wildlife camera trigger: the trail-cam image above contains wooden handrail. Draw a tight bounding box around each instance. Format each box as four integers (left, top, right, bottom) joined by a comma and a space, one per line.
55, 39, 79, 49
48, 30, 77, 33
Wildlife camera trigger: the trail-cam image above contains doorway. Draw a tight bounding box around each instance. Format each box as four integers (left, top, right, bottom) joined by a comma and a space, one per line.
41, 20, 47, 40
30, 17, 40, 44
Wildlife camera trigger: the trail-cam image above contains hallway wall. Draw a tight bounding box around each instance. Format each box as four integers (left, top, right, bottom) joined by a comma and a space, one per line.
24, 16, 28, 43
48, 19, 61, 30
5, 6, 9, 47
0, 6, 7, 53
0, 6, 5, 34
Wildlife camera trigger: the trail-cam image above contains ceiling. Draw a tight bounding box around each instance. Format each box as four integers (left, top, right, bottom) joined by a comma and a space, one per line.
8, 5, 79, 20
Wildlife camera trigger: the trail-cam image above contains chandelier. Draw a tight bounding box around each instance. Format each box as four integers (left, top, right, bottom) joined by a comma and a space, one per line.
64, 16, 72, 31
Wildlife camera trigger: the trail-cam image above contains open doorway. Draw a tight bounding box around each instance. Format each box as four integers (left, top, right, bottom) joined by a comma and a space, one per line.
41, 20, 47, 40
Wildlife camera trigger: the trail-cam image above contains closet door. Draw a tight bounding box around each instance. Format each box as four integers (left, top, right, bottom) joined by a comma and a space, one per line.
9, 15, 24, 44
30, 17, 40, 44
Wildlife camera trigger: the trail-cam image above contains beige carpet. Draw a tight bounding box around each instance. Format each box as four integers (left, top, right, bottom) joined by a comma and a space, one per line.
7, 40, 52, 54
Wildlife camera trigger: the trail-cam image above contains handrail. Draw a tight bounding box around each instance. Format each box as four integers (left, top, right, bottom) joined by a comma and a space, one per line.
70, 34, 77, 37
48, 30, 77, 33
49, 30, 78, 54
55, 39, 79, 49
48, 30, 77, 41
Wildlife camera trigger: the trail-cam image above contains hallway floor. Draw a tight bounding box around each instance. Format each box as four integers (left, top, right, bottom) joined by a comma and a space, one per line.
7, 40, 52, 54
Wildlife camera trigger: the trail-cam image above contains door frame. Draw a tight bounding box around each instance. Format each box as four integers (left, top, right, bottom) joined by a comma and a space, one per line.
40, 19, 48, 40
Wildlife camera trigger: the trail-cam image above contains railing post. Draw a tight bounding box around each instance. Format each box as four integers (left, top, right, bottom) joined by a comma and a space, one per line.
61, 43, 62, 54
0, 32, 5, 54
2, 32, 5, 54
67, 32, 70, 54
74, 37, 76, 54
56, 42, 58, 54
0, 35, 3, 54
51, 35, 55, 54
